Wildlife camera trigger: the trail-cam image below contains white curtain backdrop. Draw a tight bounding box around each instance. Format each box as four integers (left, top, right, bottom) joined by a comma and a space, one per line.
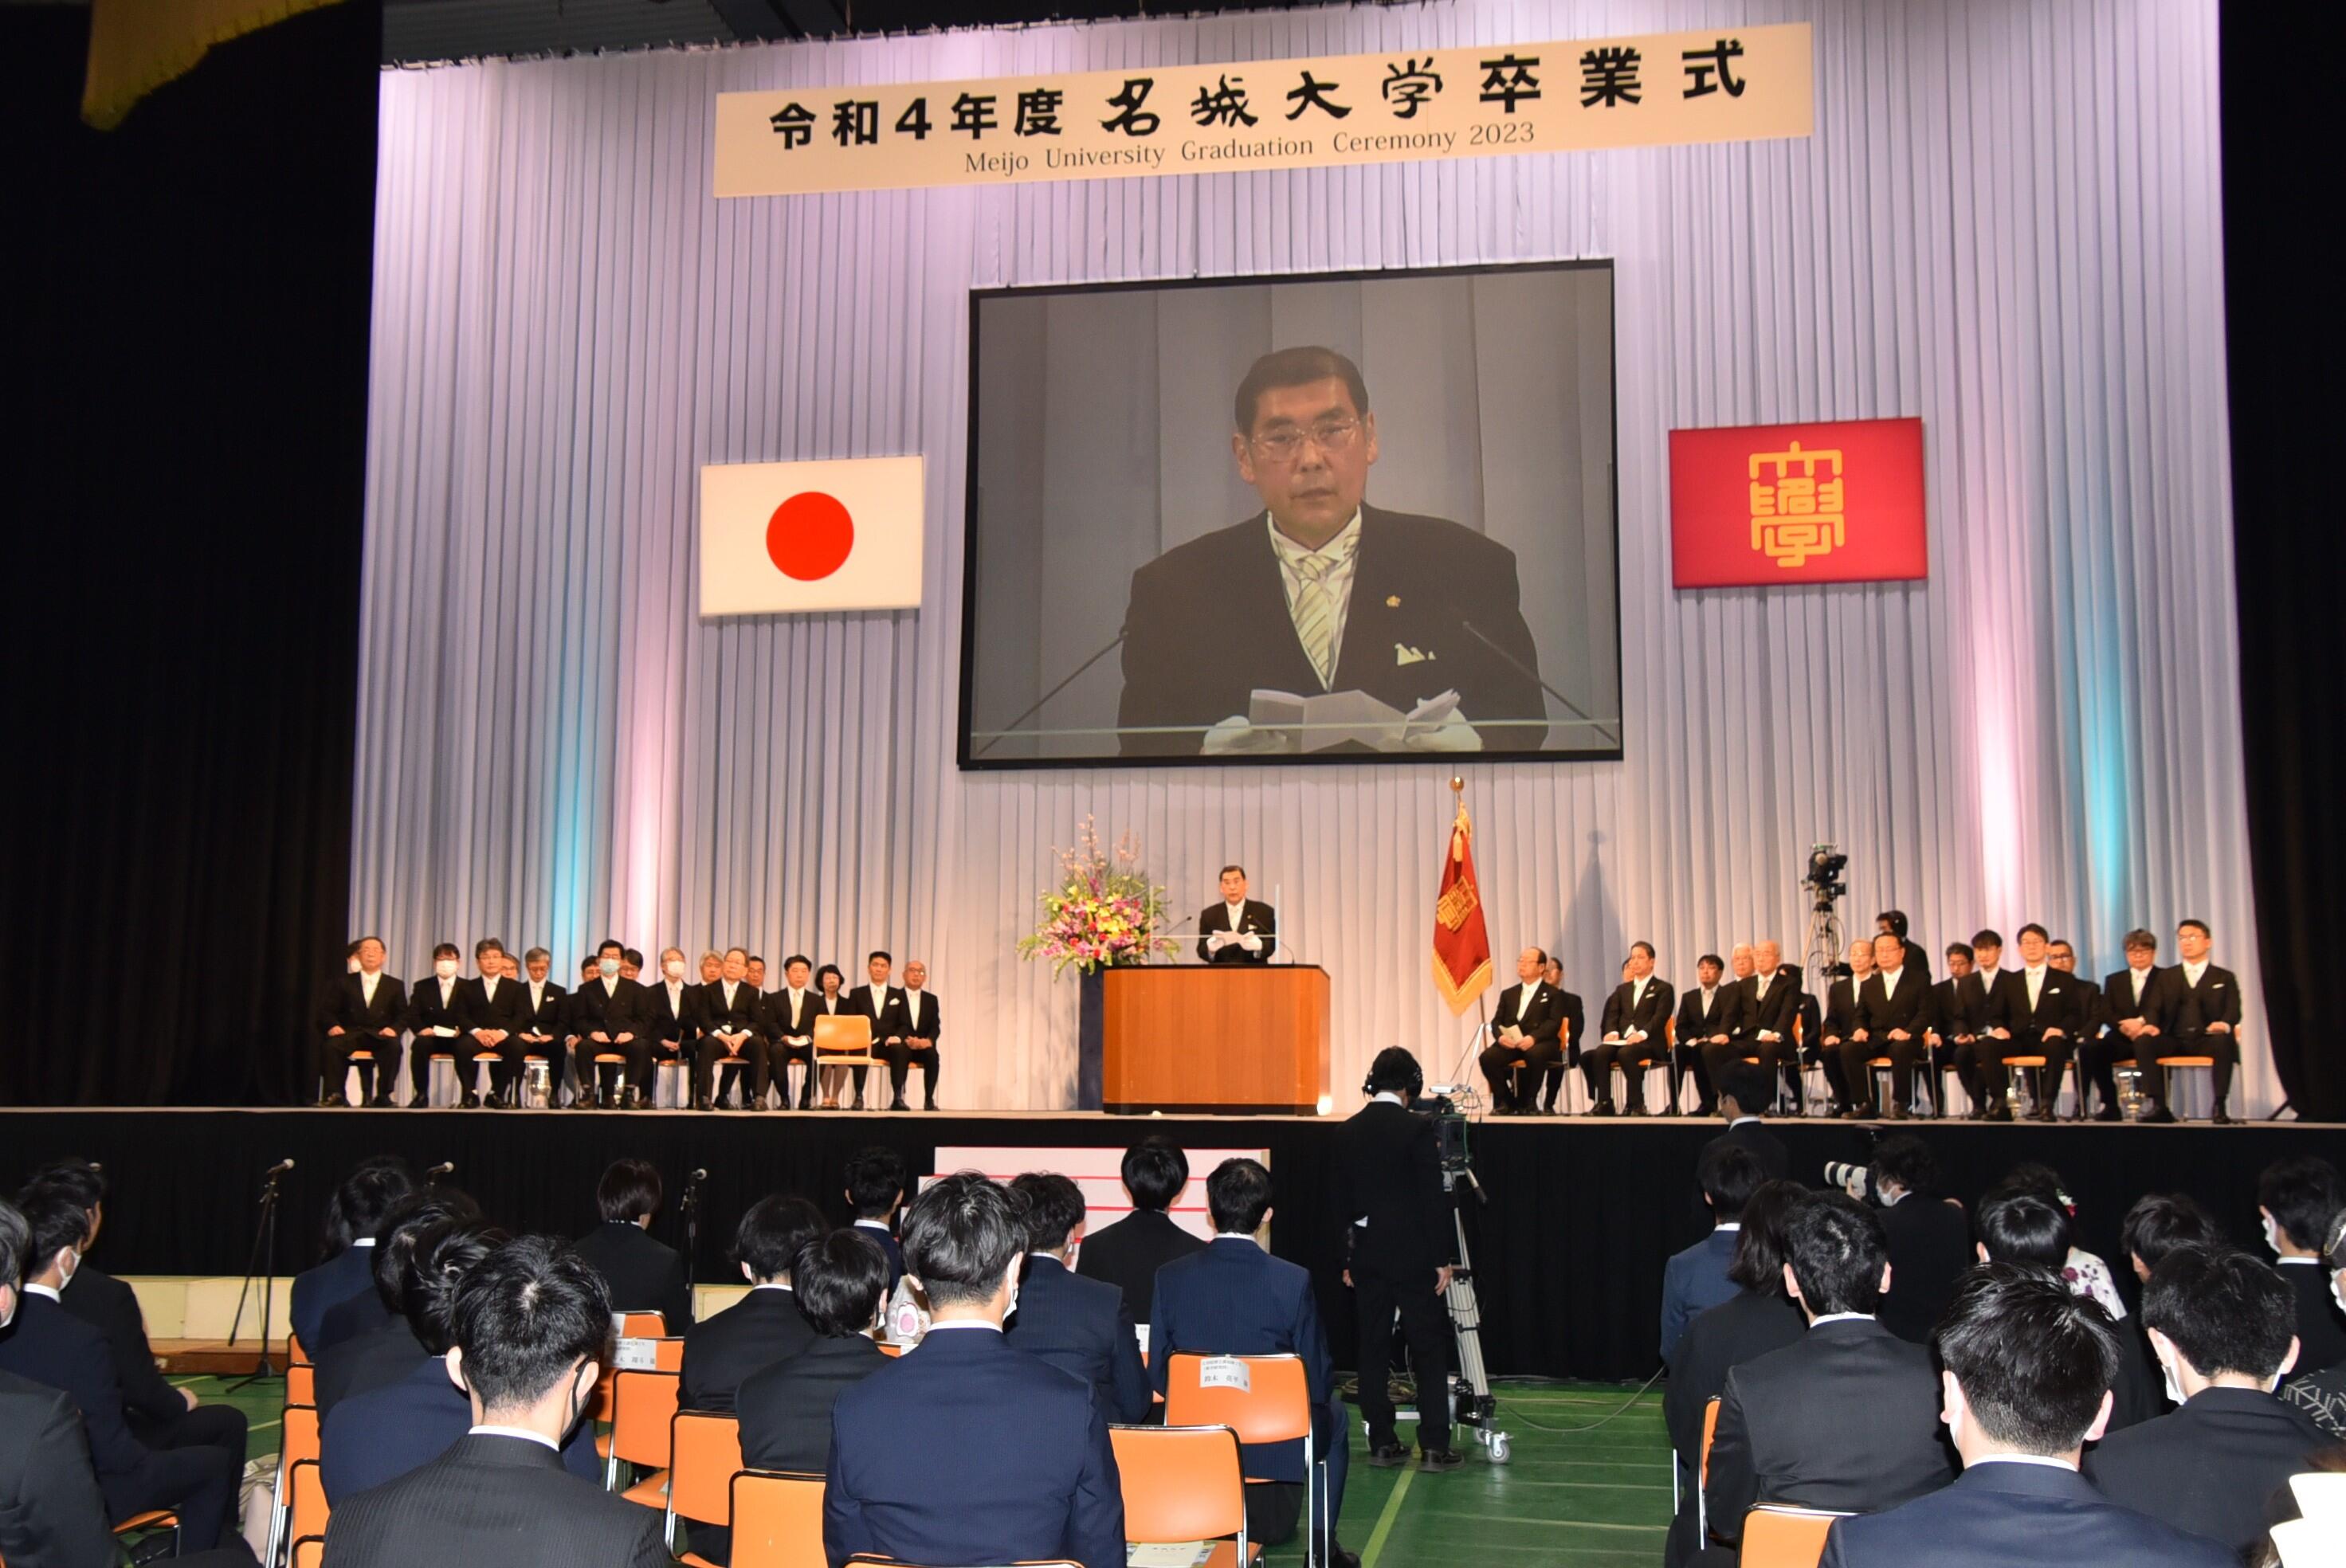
357, 0, 2266, 1111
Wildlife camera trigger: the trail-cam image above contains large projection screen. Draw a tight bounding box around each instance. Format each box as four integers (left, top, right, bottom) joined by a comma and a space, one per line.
959, 261, 1622, 769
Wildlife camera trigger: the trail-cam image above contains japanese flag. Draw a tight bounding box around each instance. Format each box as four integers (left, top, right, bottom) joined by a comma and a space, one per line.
699, 455, 924, 617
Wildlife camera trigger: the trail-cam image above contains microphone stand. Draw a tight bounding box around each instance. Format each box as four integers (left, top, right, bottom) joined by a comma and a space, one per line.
226, 1162, 288, 1386
1454, 617, 1621, 750
972, 629, 1126, 758
679, 1169, 707, 1324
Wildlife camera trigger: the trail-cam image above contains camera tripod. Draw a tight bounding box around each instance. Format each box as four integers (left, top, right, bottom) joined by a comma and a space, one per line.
1394, 1163, 1510, 1463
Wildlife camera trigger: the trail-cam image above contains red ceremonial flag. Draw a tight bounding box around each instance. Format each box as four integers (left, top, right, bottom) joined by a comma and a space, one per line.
1431, 797, 1493, 1016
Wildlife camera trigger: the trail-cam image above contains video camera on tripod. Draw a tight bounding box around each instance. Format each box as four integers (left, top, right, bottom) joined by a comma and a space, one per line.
1803, 842, 1850, 907
1395, 1082, 1508, 1461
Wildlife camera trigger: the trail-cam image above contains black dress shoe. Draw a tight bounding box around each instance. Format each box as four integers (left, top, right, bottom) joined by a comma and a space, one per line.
1419, 1448, 1465, 1472
883, 1096, 905, 1111
1587, 1101, 1617, 1117
746, 1098, 765, 1112
2142, 1104, 2177, 1124
2211, 1103, 2235, 1126
693, 1095, 713, 1111
1887, 1103, 1911, 1121
923, 1099, 940, 1111
2091, 1105, 2122, 1123
1366, 1443, 1410, 1468
1984, 1103, 2013, 1123
368, 1093, 396, 1108
851, 1094, 866, 1111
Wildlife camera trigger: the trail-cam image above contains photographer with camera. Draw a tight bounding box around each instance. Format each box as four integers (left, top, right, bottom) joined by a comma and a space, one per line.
1333, 1047, 1461, 1472
1826, 1134, 1972, 1345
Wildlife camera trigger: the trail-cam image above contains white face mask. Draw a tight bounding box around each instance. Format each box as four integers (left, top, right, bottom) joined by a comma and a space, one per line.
599, 958, 620, 978
663, 960, 685, 981
434, 959, 459, 980
2262, 1214, 2280, 1256
2332, 1273, 2344, 1316
2156, 1347, 2185, 1406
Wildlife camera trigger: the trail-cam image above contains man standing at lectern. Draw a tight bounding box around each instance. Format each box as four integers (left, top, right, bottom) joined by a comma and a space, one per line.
1198, 865, 1277, 964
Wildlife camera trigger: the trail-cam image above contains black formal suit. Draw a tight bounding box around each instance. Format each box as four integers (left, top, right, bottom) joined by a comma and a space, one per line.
1676, 982, 1743, 1115
826, 1326, 1124, 1568
405, 972, 469, 1102
2087, 963, 2180, 1115
691, 978, 768, 1106
678, 1286, 815, 1414
511, 977, 569, 1099
843, 984, 908, 1102
1197, 899, 1277, 964
0, 1292, 241, 1552
1962, 968, 2029, 1116
312, 1307, 425, 1416
1536, 986, 1588, 1110
767, 986, 822, 1107
2168, 961, 2245, 1105
1850, 966, 1936, 1115
1116, 504, 1546, 756
2281, 1258, 2346, 1372
1661, 1290, 1805, 1568
1927, 974, 1989, 1111
61, 1266, 248, 1464
567, 974, 648, 1102
1477, 979, 1566, 1110
1730, 970, 1803, 1099
1875, 1194, 1974, 1346
571, 1221, 692, 1334
319, 1352, 601, 1503
849, 1221, 905, 1298
2084, 1385, 2324, 1556
0, 1368, 149, 1568
1073, 1209, 1205, 1326
1817, 974, 1865, 1111
322, 1432, 669, 1568
315, 968, 406, 1103
292, 1243, 375, 1354
882, 986, 943, 1107
640, 976, 703, 1083
736, 1332, 886, 1473
1701, 1119, 1789, 1183
1585, 977, 1673, 1112
1703, 1315, 1958, 1544
1987, 965, 2085, 1118
1820, 1456, 2235, 1568
1007, 1254, 1151, 1425
453, 971, 529, 1101
1332, 1097, 1454, 1456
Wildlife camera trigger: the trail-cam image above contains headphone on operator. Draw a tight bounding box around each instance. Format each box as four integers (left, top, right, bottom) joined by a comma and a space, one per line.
1362, 1045, 1424, 1100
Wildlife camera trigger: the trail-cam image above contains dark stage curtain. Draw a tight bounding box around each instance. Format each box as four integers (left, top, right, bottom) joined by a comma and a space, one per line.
8, 1110, 2337, 1382
0, 6, 378, 1107
2222, 5, 2345, 1120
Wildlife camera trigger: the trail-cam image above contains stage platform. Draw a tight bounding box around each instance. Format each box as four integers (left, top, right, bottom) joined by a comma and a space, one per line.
6, 1106, 2336, 1382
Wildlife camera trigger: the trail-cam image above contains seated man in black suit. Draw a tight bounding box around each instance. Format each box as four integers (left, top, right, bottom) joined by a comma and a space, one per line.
1662, 1182, 1805, 1568
1821, 1264, 2232, 1568
1075, 1137, 1206, 1327
1584, 943, 1672, 1115
1006, 1173, 1151, 1425
843, 951, 909, 1112
1532, 953, 1588, 1114
406, 943, 469, 1106
512, 946, 570, 1102
1704, 1190, 1957, 1546
738, 1230, 889, 1473
2087, 928, 2178, 1121
1728, 940, 1803, 1114
1815, 939, 1875, 1117
692, 947, 767, 1111
1925, 942, 1987, 1115
316, 934, 406, 1106
2164, 917, 2244, 1124
570, 940, 648, 1108
1197, 864, 1277, 964
1478, 947, 1566, 1112
324, 1236, 668, 1568
1869, 1135, 1973, 1346
678, 1194, 824, 1413
315, 1190, 483, 1415
641, 947, 701, 1100
454, 938, 528, 1106
1701, 1062, 1789, 1182
2259, 1157, 2346, 1371
1971, 1188, 2159, 1431
1849, 931, 1936, 1119
1116, 345, 1544, 758
2086, 1244, 2327, 1556
320, 1218, 602, 1501
0, 1188, 249, 1557
826, 1173, 1124, 1568
571, 1158, 692, 1333
25, 1162, 249, 1476
842, 1147, 908, 1298
1152, 1158, 1355, 1564
1673, 954, 1741, 1117
292, 1156, 418, 1354
766, 955, 821, 1110
884, 959, 944, 1111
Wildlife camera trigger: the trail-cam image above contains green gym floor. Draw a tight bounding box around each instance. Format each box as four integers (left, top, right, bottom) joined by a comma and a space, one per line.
186, 1374, 1673, 1566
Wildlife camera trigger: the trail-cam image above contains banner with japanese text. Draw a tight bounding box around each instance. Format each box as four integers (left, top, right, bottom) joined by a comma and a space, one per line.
714, 23, 1811, 197
1669, 417, 1928, 588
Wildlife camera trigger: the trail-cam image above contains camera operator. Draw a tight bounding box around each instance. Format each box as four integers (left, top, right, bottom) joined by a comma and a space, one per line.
1332, 1048, 1461, 1472
1858, 1135, 1972, 1345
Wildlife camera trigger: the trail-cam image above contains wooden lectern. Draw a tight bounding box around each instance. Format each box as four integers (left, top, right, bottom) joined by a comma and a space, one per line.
1102, 964, 1331, 1115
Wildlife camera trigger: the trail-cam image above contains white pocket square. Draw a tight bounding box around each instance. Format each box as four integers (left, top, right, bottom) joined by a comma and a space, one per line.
1395, 643, 1434, 666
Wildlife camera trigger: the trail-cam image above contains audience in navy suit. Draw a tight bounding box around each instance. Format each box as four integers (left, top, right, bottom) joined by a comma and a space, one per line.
826, 1172, 1123, 1568
737, 1229, 891, 1474
315, 1191, 482, 1416
292, 1157, 418, 1353
1150, 1158, 1355, 1566
843, 1147, 908, 1298
680, 1196, 826, 1413
1074, 1138, 1207, 1327
1005, 1173, 1151, 1425
569, 1159, 692, 1333
1821, 1264, 2233, 1568
1661, 1142, 1762, 1361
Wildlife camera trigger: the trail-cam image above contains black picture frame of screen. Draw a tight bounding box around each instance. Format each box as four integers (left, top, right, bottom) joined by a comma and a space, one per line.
955, 258, 1623, 772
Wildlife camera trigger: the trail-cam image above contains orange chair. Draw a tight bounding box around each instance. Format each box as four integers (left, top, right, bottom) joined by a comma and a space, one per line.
813, 1014, 877, 1106
662, 1409, 743, 1552
590, 1050, 630, 1105
291, 1536, 325, 1568
267, 1403, 323, 1565
618, 1311, 668, 1339
1110, 1423, 1255, 1566
2152, 1041, 2236, 1120
1163, 1353, 1327, 1568
724, 1470, 826, 1568
1998, 1054, 2077, 1119
1740, 1504, 1847, 1567
1697, 1396, 1721, 1540
288, 1331, 312, 1367
286, 1362, 316, 1405
602, 1368, 682, 1496
592, 1338, 685, 1422
846, 1562, 1080, 1567
287, 1457, 329, 1546
878, 1340, 906, 1357
111, 1510, 180, 1556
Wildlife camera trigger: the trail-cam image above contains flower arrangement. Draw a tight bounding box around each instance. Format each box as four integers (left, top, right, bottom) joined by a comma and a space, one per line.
1017, 817, 1180, 975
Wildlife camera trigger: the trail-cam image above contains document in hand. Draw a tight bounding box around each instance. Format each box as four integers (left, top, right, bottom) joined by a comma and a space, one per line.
1248, 687, 1461, 751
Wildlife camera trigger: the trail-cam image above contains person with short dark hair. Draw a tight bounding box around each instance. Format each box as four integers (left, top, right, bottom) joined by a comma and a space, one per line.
571, 1158, 691, 1333
1196, 864, 1277, 964
2166, 918, 2242, 1123
316, 934, 406, 1106
2122, 1192, 2225, 1282
1815, 939, 1876, 1116
1673, 952, 1741, 1117
454, 937, 527, 1106
294, 1156, 418, 1352
1587, 943, 1673, 1115
2084, 1245, 2327, 1556
1662, 1181, 1806, 1568
1534, 954, 1591, 1113
737, 1231, 890, 1473
323, 1236, 665, 1567
766, 954, 820, 1108
568, 939, 648, 1108
1703, 1191, 1957, 1545
1702, 1060, 1789, 1180
826, 1174, 1124, 1568
1819, 1265, 2234, 1568
404, 941, 470, 1105
1074, 1138, 1205, 1324
1869, 1134, 1973, 1344
1850, 930, 1936, 1119
842, 951, 906, 1111
810, 961, 854, 1108
843, 1147, 908, 1295
512, 946, 569, 1103
315, 1190, 484, 1414
679, 1195, 826, 1413
2260, 1157, 2346, 1370
2280, 1207, 2346, 1438
1004, 1174, 1150, 1425
2088, 927, 2181, 1120
1973, 1186, 2161, 1431
1661, 1143, 1762, 1361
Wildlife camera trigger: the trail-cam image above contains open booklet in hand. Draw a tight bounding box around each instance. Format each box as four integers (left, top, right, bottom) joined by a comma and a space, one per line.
1248, 686, 1461, 752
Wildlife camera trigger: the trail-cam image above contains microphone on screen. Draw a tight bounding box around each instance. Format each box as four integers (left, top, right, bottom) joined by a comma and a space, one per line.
971, 625, 1128, 758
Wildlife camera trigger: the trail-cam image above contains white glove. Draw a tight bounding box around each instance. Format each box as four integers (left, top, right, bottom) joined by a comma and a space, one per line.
1206, 932, 1230, 952
1403, 708, 1483, 752
1202, 715, 1287, 755
1240, 933, 1263, 954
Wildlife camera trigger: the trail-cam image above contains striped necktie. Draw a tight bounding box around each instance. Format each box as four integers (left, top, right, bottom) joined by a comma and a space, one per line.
1292, 553, 1336, 688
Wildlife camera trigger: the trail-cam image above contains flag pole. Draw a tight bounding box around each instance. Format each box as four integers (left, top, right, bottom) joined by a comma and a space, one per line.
1455, 774, 1494, 1052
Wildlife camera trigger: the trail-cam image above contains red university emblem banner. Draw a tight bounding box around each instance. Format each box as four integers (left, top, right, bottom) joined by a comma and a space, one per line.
1668, 417, 1928, 587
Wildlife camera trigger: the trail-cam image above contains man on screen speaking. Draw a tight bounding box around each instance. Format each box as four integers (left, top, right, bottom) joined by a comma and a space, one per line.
1117, 346, 1546, 757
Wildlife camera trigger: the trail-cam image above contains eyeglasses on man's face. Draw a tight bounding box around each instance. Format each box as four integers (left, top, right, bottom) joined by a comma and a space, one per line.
1249, 417, 1363, 462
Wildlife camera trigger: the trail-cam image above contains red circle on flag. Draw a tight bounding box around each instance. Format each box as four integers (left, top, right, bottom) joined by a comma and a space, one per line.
766, 492, 853, 581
